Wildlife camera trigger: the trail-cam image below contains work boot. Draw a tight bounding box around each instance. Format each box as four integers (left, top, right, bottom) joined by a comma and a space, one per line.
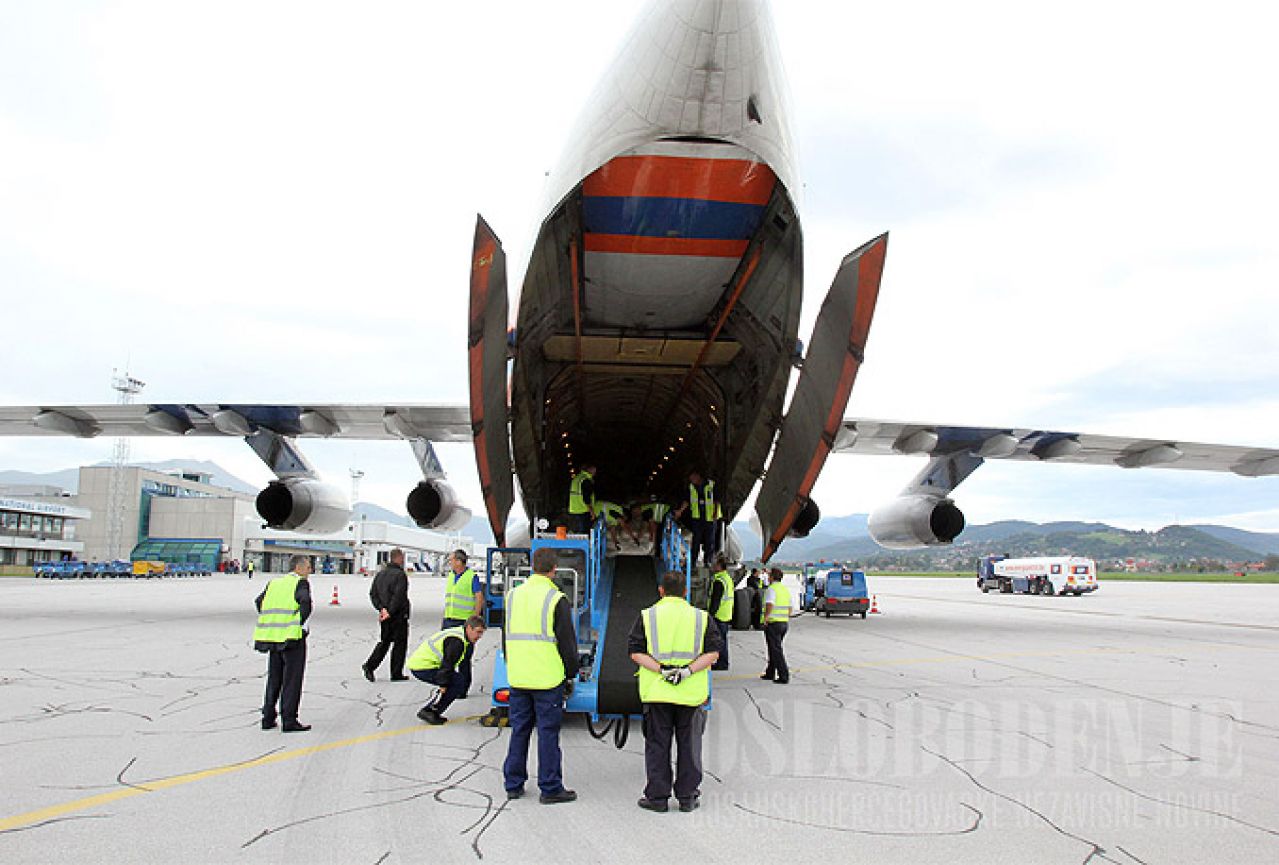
539, 789, 578, 805
417, 707, 445, 725
361, 663, 375, 682
637, 797, 669, 813
678, 797, 700, 813
281, 722, 311, 732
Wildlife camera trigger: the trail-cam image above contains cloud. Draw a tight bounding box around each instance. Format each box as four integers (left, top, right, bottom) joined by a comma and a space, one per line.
1, 1, 1276, 535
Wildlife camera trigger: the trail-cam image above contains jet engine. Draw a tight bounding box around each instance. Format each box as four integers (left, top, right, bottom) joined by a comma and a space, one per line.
790, 498, 821, 538
406, 480, 473, 532
867, 494, 965, 549
256, 479, 351, 534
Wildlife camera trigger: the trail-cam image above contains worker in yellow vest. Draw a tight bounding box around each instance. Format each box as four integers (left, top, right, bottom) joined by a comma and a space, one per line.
761, 567, 791, 684
706, 554, 735, 671
408, 616, 486, 725
566, 463, 597, 534
629, 570, 722, 813
501, 547, 580, 804
253, 554, 314, 732
442, 549, 484, 699
674, 470, 716, 568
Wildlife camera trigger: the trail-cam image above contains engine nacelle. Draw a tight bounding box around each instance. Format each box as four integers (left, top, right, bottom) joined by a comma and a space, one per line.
256, 479, 351, 534
868, 494, 966, 549
790, 498, 821, 538
406, 480, 472, 532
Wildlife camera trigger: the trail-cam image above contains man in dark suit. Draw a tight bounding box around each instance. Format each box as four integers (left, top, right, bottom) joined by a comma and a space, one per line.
363, 548, 411, 682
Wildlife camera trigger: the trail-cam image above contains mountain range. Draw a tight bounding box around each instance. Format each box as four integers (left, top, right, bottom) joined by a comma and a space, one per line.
4, 462, 1276, 565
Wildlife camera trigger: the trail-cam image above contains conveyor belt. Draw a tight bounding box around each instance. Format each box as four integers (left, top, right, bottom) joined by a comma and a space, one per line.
596, 554, 659, 715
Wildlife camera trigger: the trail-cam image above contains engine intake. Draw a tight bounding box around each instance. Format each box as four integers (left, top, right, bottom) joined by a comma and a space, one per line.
256, 480, 351, 534
868, 494, 965, 549
406, 480, 472, 532
790, 498, 821, 538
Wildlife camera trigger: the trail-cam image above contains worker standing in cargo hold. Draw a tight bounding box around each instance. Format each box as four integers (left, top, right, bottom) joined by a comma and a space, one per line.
760, 567, 790, 684
629, 570, 721, 813
675, 470, 717, 568
502, 546, 580, 804
707, 554, 734, 671
566, 463, 597, 534
407, 616, 486, 724
442, 549, 483, 699
362, 547, 411, 682
253, 555, 314, 732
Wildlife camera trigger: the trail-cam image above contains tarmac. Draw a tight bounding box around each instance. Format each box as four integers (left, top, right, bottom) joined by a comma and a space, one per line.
1, 573, 1277, 864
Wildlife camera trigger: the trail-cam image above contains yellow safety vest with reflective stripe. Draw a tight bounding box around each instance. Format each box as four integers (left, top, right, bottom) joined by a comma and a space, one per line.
638, 597, 710, 706
688, 480, 715, 521
568, 470, 594, 515
505, 573, 567, 690
766, 582, 792, 622
597, 500, 624, 526
253, 574, 303, 643
711, 569, 735, 622
649, 503, 669, 523
407, 626, 468, 672
445, 567, 477, 621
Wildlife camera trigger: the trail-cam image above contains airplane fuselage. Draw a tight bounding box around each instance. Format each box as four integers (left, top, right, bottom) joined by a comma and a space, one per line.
506, 0, 804, 527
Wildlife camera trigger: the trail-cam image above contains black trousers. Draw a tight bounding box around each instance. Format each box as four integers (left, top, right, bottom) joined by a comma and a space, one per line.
689, 521, 716, 568
711, 617, 730, 670
411, 667, 463, 716
763, 621, 789, 682
441, 618, 473, 696
365, 616, 409, 677
642, 702, 706, 803
263, 640, 307, 724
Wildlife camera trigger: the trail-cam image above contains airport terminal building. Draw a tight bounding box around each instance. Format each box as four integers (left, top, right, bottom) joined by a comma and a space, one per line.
0, 493, 89, 569
2, 466, 474, 574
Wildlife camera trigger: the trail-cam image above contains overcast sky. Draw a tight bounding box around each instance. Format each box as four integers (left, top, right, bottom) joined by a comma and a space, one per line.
2, 1, 1277, 534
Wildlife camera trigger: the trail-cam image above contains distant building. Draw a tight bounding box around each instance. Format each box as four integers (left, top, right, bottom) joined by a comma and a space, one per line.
0, 495, 90, 567
5, 465, 473, 574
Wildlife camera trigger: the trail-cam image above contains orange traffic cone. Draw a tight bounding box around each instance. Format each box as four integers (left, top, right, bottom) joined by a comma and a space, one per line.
869, 594, 881, 614
329, 585, 341, 606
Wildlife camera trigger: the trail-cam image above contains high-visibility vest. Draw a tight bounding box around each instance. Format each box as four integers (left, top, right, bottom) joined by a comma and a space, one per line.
445, 567, 477, 621
568, 471, 594, 515
711, 569, 735, 622
649, 503, 669, 523
597, 500, 624, 526
766, 582, 792, 622
688, 480, 715, 521
407, 626, 469, 672
505, 573, 567, 690
253, 573, 303, 643
638, 597, 710, 706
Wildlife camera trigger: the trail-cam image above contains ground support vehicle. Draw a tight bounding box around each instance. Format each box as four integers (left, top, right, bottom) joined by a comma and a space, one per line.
480, 516, 703, 747
978, 555, 1098, 596
801, 564, 870, 618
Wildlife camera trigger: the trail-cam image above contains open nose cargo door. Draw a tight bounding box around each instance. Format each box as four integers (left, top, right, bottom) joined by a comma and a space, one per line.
754, 233, 888, 562
469, 215, 516, 546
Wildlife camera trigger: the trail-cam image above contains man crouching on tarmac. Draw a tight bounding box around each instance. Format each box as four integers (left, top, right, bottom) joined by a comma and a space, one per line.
407, 616, 486, 724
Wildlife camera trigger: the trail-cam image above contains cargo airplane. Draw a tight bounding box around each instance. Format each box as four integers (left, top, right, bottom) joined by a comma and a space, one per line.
2, 0, 1276, 561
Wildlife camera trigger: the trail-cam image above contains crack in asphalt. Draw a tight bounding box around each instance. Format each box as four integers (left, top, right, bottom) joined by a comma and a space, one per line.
732, 800, 984, 837
924, 746, 1120, 864
0, 814, 109, 836
1115, 844, 1150, 865
1083, 768, 1279, 837
742, 688, 781, 732
241, 729, 507, 859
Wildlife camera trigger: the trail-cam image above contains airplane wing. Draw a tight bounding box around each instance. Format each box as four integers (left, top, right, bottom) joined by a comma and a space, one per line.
0, 403, 472, 442
833, 418, 1279, 477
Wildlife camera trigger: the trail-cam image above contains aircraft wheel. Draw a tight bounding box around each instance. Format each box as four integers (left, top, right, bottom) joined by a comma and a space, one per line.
1043, 582, 1054, 596
860, 612, 867, 619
